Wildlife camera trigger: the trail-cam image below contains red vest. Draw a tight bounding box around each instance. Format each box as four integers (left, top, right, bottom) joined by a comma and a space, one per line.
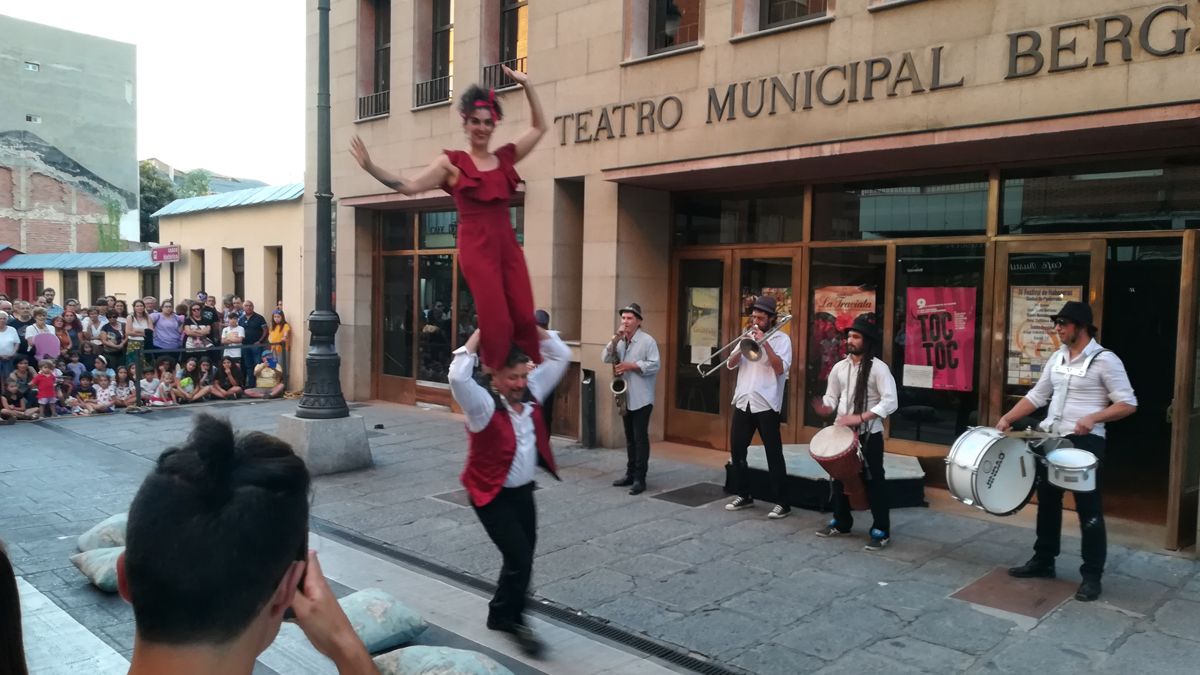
463, 399, 558, 507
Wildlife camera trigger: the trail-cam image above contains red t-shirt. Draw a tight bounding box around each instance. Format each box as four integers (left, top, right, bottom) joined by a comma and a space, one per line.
31, 372, 57, 399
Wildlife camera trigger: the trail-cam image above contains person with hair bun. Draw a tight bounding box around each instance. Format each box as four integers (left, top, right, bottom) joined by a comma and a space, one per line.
350, 65, 546, 372
118, 414, 377, 674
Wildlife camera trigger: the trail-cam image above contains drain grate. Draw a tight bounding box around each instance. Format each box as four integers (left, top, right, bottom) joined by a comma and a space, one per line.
311, 518, 747, 675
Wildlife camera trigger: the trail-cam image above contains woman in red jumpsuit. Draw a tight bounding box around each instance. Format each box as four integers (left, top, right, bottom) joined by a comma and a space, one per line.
350, 66, 545, 371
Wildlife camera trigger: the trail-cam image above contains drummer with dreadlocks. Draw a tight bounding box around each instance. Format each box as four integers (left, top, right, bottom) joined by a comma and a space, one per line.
810, 314, 898, 551
350, 65, 545, 373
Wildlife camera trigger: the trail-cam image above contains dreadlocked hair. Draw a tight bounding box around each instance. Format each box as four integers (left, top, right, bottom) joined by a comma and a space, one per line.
851, 334, 879, 416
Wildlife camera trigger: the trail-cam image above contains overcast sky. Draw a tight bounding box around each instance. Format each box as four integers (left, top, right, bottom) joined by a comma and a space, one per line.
2, 0, 305, 185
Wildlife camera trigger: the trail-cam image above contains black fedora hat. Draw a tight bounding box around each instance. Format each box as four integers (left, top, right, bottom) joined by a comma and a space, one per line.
618, 302, 643, 320
1050, 301, 1098, 333
749, 295, 778, 317
846, 313, 882, 343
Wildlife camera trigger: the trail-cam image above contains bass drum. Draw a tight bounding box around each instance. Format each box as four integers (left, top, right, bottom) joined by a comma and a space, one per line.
946, 427, 1038, 516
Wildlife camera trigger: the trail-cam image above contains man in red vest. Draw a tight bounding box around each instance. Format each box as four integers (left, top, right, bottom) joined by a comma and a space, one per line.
448, 326, 570, 656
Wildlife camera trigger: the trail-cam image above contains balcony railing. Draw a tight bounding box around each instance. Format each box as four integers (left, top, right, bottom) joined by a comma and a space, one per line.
414, 75, 453, 108
481, 57, 527, 90
357, 90, 390, 120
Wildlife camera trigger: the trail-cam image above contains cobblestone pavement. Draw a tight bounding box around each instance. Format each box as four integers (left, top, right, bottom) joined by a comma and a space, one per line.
4, 399, 1200, 674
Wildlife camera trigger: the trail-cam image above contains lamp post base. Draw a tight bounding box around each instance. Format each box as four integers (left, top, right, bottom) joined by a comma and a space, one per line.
276, 413, 372, 476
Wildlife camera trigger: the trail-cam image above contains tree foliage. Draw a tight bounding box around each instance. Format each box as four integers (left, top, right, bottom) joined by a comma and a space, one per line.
177, 169, 212, 198
139, 160, 176, 243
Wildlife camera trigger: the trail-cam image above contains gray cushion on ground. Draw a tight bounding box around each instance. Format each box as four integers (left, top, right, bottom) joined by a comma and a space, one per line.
374, 646, 514, 675
77, 512, 128, 552
340, 588, 428, 652
70, 546, 123, 592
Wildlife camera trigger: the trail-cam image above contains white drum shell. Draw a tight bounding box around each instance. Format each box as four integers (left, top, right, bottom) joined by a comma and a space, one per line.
946, 427, 1037, 516
1045, 448, 1098, 492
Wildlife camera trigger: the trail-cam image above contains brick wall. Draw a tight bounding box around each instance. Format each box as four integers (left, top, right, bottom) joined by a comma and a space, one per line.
0, 162, 120, 253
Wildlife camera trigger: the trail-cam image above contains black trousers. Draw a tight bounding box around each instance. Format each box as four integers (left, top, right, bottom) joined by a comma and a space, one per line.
1034, 433, 1106, 580
831, 431, 890, 536
473, 482, 537, 627
728, 405, 787, 505
622, 404, 653, 480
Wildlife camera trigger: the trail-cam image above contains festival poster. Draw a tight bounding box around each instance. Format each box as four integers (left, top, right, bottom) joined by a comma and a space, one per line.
810, 286, 877, 381
903, 287, 977, 392
1007, 285, 1083, 386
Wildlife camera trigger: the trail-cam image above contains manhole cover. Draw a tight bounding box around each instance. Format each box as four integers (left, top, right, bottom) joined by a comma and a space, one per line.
951, 567, 1077, 618
651, 482, 728, 507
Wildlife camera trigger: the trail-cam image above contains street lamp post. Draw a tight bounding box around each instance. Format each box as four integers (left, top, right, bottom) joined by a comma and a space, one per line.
296, 0, 349, 420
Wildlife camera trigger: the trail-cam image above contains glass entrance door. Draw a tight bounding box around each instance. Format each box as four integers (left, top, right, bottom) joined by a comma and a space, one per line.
735, 252, 799, 442
667, 254, 731, 449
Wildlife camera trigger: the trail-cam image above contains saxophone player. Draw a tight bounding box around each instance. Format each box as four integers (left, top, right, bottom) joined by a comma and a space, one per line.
603, 303, 660, 495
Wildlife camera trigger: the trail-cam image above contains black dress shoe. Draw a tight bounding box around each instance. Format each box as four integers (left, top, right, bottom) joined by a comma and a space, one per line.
629, 480, 646, 495
1008, 558, 1056, 579
612, 475, 634, 487
1075, 578, 1102, 602
511, 624, 544, 657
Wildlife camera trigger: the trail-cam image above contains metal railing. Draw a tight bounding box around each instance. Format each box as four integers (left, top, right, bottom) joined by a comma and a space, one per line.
357, 90, 390, 120
481, 57, 527, 90
414, 75, 453, 107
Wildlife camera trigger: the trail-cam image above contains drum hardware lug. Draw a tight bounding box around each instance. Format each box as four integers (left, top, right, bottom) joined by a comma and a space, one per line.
1020, 455, 1027, 478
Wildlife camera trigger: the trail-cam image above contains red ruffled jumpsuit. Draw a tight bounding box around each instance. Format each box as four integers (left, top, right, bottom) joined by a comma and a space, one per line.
443, 142, 541, 370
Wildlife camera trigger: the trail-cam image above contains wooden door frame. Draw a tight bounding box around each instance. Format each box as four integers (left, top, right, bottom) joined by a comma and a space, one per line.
665, 249, 734, 450
987, 238, 1106, 426
1168, 229, 1200, 551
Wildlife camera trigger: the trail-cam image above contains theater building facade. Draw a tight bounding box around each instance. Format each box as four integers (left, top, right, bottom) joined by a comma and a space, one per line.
313, 0, 1200, 549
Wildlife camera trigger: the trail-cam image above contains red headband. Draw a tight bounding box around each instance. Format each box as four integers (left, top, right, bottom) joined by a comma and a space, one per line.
463, 89, 501, 122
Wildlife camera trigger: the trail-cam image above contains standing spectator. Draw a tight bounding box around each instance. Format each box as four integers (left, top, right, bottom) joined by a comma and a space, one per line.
246, 351, 285, 399
268, 310, 290, 361
42, 288, 63, 319
238, 302, 267, 386
232, 296, 245, 317
105, 295, 117, 311
8, 301, 33, 358
143, 296, 158, 313
31, 360, 58, 418
0, 312, 18, 383
201, 295, 221, 344
212, 356, 244, 399
126, 300, 152, 369
81, 307, 106, 343
221, 314, 245, 371
114, 300, 129, 322
61, 310, 83, 351
52, 316, 72, 353
100, 310, 128, 362
221, 294, 236, 320
23, 308, 56, 360
183, 303, 213, 352
150, 302, 184, 365
64, 298, 81, 315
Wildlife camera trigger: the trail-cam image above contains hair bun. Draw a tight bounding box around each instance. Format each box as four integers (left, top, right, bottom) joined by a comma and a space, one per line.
188, 414, 237, 484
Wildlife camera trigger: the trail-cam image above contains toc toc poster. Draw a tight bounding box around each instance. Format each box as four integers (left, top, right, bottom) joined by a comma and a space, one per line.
810, 286, 876, 381
903, 287, 977, 392
1007, 286, 1083, 386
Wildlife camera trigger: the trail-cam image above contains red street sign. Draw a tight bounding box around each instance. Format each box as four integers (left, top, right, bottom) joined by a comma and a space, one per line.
151, 245, 181, 263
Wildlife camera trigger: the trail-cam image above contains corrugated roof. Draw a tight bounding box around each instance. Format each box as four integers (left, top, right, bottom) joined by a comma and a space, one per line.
0, 251, 157, 271
152, 182, 304, 218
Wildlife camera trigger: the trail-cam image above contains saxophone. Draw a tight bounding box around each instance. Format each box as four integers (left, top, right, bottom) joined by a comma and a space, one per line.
607, 333, 629, 417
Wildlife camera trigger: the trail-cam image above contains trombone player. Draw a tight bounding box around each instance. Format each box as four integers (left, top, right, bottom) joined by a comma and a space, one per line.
724, 296, 794, 519
603, 302, 660, 495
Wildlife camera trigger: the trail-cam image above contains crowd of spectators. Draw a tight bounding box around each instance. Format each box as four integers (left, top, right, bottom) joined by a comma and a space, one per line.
0, 288, 292, 423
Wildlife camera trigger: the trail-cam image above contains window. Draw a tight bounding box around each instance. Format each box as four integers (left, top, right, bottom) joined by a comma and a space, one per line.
419, 211, 458, 249
274, 248, 284, 306
812, 174, 988, 241
25, 114, 41, 124
61, 271, 78, 303
380, 210, 415, 250
674, 191, 804, 245
231, 248, 245, 299
484, 0, 529, 89
140, 270, 160, 300
358, 0, 391, 119
761, 0, 827, 29
89, 273, 106, 301
650, 0, 700, 54
24, 62, 39, 72
1000, 158, 1200, 235
194, 249, 206, 295
416, 0, 454, 107
418, 255, 454, 383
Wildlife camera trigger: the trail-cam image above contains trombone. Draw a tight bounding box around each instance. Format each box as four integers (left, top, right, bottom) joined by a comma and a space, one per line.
696, 314, 792, 377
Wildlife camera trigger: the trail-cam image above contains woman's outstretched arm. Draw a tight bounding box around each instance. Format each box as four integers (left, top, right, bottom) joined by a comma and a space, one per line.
350, 136, 453, 195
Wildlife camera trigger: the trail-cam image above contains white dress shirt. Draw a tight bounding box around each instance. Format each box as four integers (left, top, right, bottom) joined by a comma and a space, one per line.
601, 329, 660, 412
0, 325, 18, 358
729, 330, 792, 413
1024, 338, 1137, 438
449, 334, 571, 487
822, 356, 899, 435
